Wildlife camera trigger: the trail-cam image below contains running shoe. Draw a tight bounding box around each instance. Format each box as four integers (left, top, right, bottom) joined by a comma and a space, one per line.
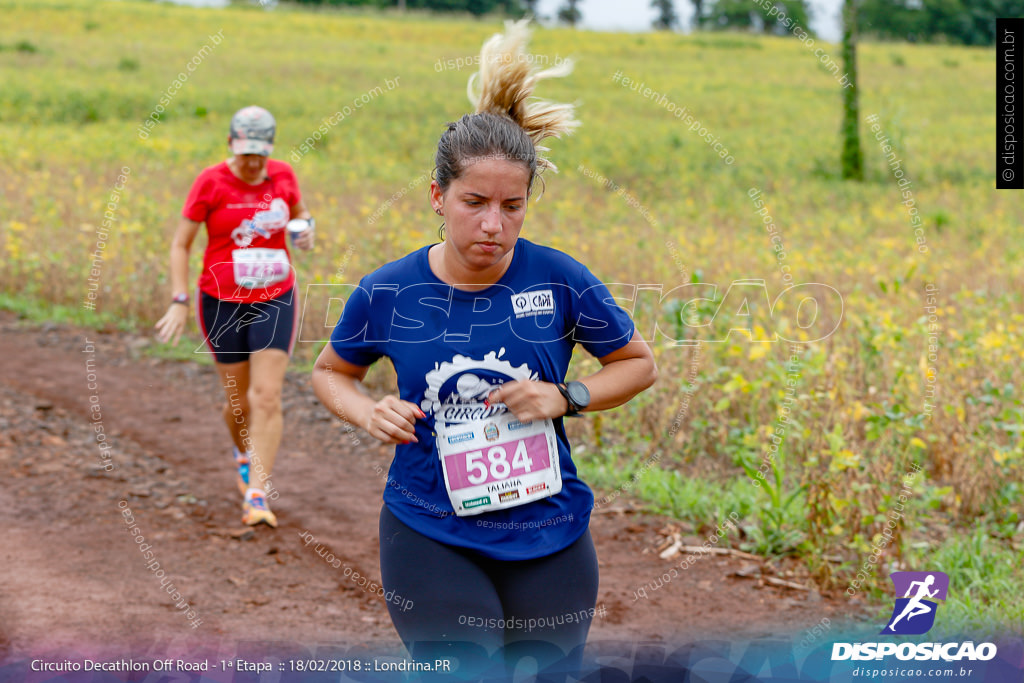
232, 446, 250, 497
242, 492, 277, 528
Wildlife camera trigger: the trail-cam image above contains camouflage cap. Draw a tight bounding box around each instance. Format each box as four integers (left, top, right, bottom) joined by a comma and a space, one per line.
229, 105, 275, 156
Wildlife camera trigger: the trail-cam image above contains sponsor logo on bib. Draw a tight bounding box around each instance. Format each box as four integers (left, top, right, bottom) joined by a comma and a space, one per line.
447, 431, 475, 445
463, 496, 492, 509
484, 422, 499, 441
526, 483, 548, 495
498, 490, 520, 503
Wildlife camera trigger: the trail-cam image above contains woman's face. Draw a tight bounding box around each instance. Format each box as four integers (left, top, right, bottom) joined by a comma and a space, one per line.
431, 157, 530, 272
231, 151, 269, 184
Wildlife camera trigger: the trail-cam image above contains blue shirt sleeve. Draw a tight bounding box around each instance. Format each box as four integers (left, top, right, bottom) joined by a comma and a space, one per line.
571, 263, 636, 359
329, 278, 384, 367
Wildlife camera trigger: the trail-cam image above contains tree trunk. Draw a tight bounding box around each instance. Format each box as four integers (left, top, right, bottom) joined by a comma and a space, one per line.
840, 0, 863, 180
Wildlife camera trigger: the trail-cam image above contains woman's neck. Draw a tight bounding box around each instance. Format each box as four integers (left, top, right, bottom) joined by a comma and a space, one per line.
428, 242, 515, 292
227, 158, 267, 185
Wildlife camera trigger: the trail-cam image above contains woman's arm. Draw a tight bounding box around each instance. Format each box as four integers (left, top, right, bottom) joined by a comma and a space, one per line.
579, 329, 659, 410
290, 198, 311, 221
312, 343, 425, 445
154, 217, 203, 345
487, 329, 658, 422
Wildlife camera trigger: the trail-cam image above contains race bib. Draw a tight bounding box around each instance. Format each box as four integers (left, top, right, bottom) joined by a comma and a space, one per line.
232, 248, 290, 289
437, 410, 561, 516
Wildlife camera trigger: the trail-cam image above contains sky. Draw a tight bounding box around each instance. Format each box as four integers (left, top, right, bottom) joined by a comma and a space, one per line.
532, 0, 843, 43
165, 0, 845, 43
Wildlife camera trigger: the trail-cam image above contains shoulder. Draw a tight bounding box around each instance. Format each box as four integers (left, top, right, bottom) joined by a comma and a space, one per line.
191, 161, 228, 185
185, 163, 228, 204
517, 239, 587, 281
267, 159, 297, 180
358, 245, 431, 287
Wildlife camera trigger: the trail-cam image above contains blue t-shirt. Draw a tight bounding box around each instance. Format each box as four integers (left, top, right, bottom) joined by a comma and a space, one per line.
329, 239, 635, 560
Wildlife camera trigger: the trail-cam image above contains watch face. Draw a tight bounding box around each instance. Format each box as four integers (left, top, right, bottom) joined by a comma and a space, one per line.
567, 381, 590, 408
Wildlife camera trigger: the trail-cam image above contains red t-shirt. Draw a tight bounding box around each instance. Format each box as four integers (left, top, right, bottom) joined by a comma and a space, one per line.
183, 159, 302, 303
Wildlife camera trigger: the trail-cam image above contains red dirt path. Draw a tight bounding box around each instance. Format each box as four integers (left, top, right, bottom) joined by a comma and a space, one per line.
0, 311, 861, 677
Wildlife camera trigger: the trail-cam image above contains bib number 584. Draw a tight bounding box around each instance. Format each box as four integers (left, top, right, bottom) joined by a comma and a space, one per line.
465, 442, 533, 485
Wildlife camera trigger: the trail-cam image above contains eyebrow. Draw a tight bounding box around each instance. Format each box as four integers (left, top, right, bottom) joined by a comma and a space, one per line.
463, 192, 526, 202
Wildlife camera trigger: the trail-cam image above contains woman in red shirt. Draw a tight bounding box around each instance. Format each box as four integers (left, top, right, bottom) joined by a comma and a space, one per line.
155, 105, 314, 528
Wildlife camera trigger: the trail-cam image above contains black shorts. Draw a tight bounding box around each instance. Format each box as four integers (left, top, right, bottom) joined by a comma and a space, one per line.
378, 504, 598, 680
197, 288, 297, 363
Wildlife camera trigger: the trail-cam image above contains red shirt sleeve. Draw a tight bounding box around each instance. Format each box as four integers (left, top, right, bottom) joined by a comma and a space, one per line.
182, 168, 216, 223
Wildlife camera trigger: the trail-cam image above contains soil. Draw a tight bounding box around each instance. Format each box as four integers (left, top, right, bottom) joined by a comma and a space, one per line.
0, 311, 864, 679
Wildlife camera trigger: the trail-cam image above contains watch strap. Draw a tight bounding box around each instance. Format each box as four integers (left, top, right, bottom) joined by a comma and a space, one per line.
556, 382, 580, 417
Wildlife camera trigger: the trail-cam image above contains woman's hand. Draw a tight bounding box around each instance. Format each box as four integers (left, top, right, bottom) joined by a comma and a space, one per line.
155, 304, 189, 345
366, 395, 425, 445
486, 380, 569, 423
290, 200, 315, 251
292, 228, 315, 251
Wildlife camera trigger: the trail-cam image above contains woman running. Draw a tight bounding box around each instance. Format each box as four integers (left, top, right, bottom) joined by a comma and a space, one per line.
313, 21, 655, 679
312, 21, 656, 680
155, 105, 314, 528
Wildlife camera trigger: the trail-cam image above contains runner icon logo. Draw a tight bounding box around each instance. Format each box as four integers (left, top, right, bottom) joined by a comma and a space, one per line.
881, 571, 949, 635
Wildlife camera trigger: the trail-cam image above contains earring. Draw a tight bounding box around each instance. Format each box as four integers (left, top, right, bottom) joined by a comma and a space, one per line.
437, 222, 446, 241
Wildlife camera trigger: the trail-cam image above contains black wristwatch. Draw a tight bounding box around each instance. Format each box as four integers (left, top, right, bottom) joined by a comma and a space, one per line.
556, 381, 590, 417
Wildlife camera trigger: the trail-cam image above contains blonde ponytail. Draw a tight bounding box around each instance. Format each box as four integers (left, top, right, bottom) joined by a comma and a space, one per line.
468, 19, 579, 173
434, 20, 579, 193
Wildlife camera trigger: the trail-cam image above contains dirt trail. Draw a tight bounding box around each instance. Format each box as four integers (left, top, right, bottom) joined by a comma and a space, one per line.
0, 311, 851, 675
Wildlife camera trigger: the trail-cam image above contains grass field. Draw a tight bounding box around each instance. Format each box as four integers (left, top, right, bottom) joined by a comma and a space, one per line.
2, 0, 1021, 634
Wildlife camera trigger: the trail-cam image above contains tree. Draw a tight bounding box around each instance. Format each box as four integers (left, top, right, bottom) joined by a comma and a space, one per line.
840, 0, 863, 180
293, 0, 527, 14
859, 0, 1024, 45
708, 0, 754, 29
691, 0, 707, 30
403, 0, 492, 12
521, 0, 539, 15
652, 0, 679, 30
557, 0, 582, 26
708, 0, 812, 34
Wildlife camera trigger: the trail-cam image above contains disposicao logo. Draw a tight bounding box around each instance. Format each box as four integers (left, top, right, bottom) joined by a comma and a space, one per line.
881, 571, 948, 635
832, 570, 998, 662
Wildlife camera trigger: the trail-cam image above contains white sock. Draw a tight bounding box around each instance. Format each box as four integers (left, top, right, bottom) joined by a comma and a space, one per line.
245, 487, 265, 502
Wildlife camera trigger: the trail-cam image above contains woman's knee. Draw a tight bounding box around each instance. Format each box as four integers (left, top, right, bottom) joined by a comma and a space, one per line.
247, 381, 282, 415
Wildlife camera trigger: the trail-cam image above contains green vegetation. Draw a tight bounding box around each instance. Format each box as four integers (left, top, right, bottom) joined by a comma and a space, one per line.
858, 0, 1024, 46
1, 0, 1020, 633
